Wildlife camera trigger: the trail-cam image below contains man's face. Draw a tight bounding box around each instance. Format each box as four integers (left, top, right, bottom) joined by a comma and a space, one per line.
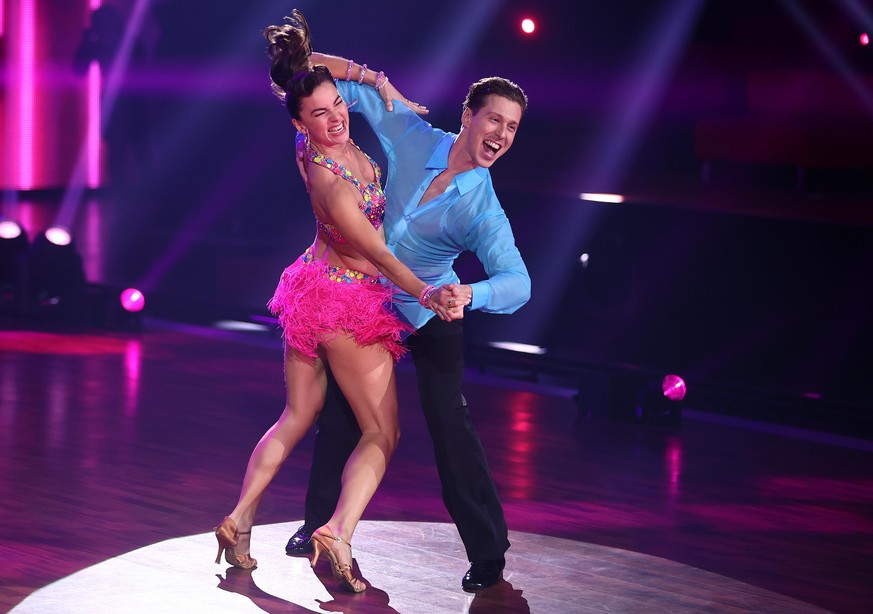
461, 94, 523, 169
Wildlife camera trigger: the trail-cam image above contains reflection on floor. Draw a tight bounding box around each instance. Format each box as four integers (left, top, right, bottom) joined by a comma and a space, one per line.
1, 322, 872, 612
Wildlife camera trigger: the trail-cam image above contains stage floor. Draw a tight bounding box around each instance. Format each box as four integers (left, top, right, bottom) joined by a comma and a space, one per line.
1, 320, 872, 612
10, 521, 829, 613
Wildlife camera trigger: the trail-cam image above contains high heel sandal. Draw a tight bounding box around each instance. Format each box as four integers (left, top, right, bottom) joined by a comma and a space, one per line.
214, 516, 258, 570
310, 526, 365, 592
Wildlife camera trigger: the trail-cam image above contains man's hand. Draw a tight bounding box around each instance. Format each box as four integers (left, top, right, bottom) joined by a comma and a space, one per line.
450, 284, 473, 307
378, 81, 428, 115
429, 284, 471, 321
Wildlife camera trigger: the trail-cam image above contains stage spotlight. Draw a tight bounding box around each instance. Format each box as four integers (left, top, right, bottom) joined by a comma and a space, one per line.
862, 32, 870, 46
18, 229, 86, 322
635, 374, 685, 425
662, 374, 687, 401
45, 226, 72, 246
120, 288, 145, 313
605, 372, 684, 425
0, 220, 24, 240
85, 284, 144, 331
521, 18, 536, 34
1, 221, 29, 309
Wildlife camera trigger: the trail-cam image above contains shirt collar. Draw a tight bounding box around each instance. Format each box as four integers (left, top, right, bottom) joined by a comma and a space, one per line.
425, 133, 487, 196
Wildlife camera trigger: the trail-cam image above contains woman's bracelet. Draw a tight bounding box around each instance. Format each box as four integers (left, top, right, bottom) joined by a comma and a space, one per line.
374, 71, 388, 90
358, 64, 368, 85
345, 59, 354, 81
418, 285, 437, 308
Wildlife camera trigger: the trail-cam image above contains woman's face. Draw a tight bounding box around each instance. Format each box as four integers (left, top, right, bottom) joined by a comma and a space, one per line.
294, 81, 350, 148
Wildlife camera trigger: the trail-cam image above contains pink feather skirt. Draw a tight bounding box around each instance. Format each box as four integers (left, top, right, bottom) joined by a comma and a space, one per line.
267, 248, 412, 362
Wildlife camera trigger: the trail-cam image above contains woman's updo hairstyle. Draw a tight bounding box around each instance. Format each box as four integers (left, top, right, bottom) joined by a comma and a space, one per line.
264, 9, 334, 120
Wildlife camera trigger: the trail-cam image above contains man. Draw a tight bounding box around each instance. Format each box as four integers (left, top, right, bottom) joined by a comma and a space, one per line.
287, 54, 531, 591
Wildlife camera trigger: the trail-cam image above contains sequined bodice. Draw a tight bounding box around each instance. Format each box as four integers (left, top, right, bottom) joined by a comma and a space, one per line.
310, 142, 385, 244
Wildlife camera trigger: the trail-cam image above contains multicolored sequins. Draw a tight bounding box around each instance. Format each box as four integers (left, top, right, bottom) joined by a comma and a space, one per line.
310, 141, 386, 244
301, 247, 380, 285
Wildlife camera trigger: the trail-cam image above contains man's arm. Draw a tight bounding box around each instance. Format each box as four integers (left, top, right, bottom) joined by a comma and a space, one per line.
461, 198, 532, 314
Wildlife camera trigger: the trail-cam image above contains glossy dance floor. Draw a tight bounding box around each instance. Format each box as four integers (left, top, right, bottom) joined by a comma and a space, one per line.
2, 322, 872, 612
11, 521, 828, 613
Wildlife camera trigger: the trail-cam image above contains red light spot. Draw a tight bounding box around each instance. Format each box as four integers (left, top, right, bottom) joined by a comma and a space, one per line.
521, 18, 535, 34
120, 288, 146, 313
0, 331, 130, 355
861, 32, 870, 46
662, 374, 687, 401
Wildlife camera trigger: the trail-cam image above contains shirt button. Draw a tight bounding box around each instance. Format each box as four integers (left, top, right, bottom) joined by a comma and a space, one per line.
404, 215, 411, 221
420, 186, 425, 191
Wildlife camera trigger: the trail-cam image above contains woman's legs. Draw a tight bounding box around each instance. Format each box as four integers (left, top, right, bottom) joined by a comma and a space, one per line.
226, 347, 328, 538
319, 332, 400, 541
219, 327, 398, 584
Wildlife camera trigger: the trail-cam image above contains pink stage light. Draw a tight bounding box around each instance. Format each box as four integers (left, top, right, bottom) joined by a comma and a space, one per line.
87, 61, 102, 188
0, 221, 24, 240
45, 227, 72, 247
662, 374, 687, 402
861, 32, 870, 46
120, 288, 146, 313
88, 0, 103, 188
521, 18, 536, 34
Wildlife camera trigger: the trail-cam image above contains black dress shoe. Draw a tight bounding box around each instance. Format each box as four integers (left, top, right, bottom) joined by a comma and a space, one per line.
462, 557, 505, 591
285, 525, 313, 555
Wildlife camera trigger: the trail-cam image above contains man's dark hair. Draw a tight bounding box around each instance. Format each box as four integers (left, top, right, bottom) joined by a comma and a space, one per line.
463, 77, 528, 115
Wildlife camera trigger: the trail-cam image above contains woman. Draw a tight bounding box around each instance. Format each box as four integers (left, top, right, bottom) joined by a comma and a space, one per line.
214, 9, 466, 593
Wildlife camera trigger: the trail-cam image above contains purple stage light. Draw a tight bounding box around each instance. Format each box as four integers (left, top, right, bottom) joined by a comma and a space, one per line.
521, 18, 536, 34
662, 374, 687, 401
861, 32, 870, 46
0, 221, 23, 240
45, 227, 72, 247
120, 288, 145, 313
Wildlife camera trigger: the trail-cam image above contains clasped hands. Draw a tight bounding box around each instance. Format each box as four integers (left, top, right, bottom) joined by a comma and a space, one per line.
429, 284, 471, 321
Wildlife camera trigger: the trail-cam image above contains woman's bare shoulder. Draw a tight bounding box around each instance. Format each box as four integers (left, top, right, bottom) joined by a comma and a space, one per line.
307, 161, 357, 212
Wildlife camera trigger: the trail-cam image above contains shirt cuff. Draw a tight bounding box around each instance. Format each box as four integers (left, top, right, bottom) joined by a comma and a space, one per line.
468, 281, 490, 310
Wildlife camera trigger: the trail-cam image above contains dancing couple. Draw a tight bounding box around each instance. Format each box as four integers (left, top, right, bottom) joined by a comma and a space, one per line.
216, 8, 530, 594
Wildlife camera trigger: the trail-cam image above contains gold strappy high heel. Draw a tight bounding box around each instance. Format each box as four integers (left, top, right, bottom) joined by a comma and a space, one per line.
214, 516, 258, 570
310, 525, 365, 592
